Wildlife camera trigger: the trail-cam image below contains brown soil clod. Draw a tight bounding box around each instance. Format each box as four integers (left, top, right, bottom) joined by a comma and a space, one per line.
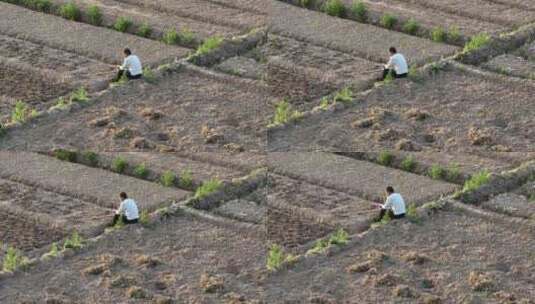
351, 118, 375, 129
468, 127, 494, 146
419, 293, 442, 304
223, 143, 244, 153
199, 273, 224, 293
109, 274, 138, 289
374, 128, 401, 141
395, 139, 421, 151
126, 286, 148, 299
201, 125, 225, 144
347, 261, 372, 273
89, 117, 110, 127
82, 263, 108, 276
468, 271, 496, 292
114, 127, 137, 140
135, 254, 162, 268
392, 284, 414, 298
405, 108, 430, 121
374, 273, 401, 287
402, 251, 430, 265
130, 137, 154, 150
140, 107, 163, 120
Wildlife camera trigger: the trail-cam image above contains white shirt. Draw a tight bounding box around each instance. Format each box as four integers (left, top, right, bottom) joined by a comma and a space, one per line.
385, 53, 408, 75
116, 198, 139, 220
382, 193, 406, 215
120, 55, 142, 76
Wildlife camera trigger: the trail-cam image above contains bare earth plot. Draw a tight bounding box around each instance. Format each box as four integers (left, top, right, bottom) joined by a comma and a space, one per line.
0, 35, 113, 123
0, 151, 190, 210
0, 214, 266, 303
0, 2, 189, 65
268, 65, 535, 153
483, 54, 535, 79
270, 1, 458, 64
113, 0, 267, 30
342, 0, 507, 37
403, 0, 535, 27
0, 67, 274, 153
268, 152, 458, 204
264, 209, 535, 303
47, 0, 241, 41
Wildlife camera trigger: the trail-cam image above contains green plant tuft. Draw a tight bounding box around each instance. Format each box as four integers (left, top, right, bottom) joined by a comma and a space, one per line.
351, 1, 367, 22
195, 178, 222, 199
11, 100, 37, 124
333, 87, 353, 104
377, 151, 394, 166
178, 27, 195, 45
142, 67, 156, 84
54, 149, 77, 162
428, 164, 446, 180
329, 228, 349, 246
59, 2, 81, 21
196, 36, 223, 55
70, 87, 89, 103
270, 99, 303, 126
179, 169, 193, 188
306, 239, 330, 255
137, 22, 152, 37
43, 242, 60, 259
401, 156, 416, 172
446, 164, 461, 182
113, 16, 132, 32
139, 210, 150, 226
160, 170, 176, 187
448, 26, 461, 43
463, 170, 490, 192
87, 5, 103, 26
266, 244, 284, 271
82, 151, 99, 166
133, 163, 149, 178
406, 203, 420, 223
2, 246, 30, 272
323, 0, 346, 17
63, 231, 83, 250
112, 156, 128, 173
403, 18, 420, 35
431, 27, 447, 42
464, 33, 491, 52
380, 14, 397, 29
162, 29, 179, 45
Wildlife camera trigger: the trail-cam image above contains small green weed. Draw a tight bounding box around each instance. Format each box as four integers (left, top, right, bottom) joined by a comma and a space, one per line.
178, 27, 195, 45
11, 100, 37, 124
270, 99, 303, 126
333, 87, 353, 104
319, 97, 331, 110
323, 0, 346, 17
160, 170, 176, 187
113, 16, 132, 32
162, 29, 179, 45
448, 26, 461, 43
54, 149, 77, 162
428, 164, 446, 180
63, 231, 83, 250
406, 203, 420, 223
133, 163, 149, 178
137, 22, 152, 37
179, 169, 193, 188
70, 87, 89, 103
463, 170, 490, 192
329, 228, 349, 246
59, 2, 81, 21
401, 156, 416, 172
377, 151, 394, 166
306, 239, 330, 255
446, 164, 461, 182
142, 67, 156, 83
431, 27, 447, 42
2, 246, 29, 272
54, 97, 69, 109
195, 178, 222, 199
42, 242, 60, 259
380, 14, 397, 29
82, 151, 98, 166
196, 36, 223, 55
87, 5, 103, 26
266, 244, 284, 271
139, 210, 150, 226
403, 18, 420, 35
464, 33, 491, 52
112, 156, 128, 173
351, 1, 367, 22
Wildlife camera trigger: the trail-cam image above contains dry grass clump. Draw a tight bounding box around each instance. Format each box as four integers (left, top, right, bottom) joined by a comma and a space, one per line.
199, 273, 224, 293
468, 271, 495, 292
135, 254, 161, 268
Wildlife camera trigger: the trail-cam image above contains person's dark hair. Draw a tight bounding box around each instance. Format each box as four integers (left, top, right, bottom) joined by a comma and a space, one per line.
120, 192, 128, 200
386, 186, 394, 194
123, 48, 131, 56
389, 47, 397, 54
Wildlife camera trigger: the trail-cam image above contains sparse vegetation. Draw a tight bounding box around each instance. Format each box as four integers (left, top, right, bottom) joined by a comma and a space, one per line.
428, 164, 446, 180
2, 246, 30, 272
406, 204, 420, 223
70, 87, 89, 103
112, 156, 128, 173
162, 29, 179, 45
351, 1, 367, 22
142, 67, 156, 84
431, 27, 447, 42
464, 33, 491, 52
306, 239, 330, 255
82, 151, 99, 166
195, 178, 222, 199
63, 231, 83, 250
87, 5, 103, 26
380, 14, 397, 29
113, 17, 133, 33
179, 169, 193, 188
25, 0, 52, 12
196, 36, 223, 55
446, 164, 461, 182
299, 0, 313, 8
160, 170, 176, 187
383, 71, 395, 83
323, 0, 346, 17
42, 242, 60, 259
377, 151, 394, 166
266, 244, 284, 271
448, 26, 461, 43
463, 170, 490, 192
178, 27, 195, 45
333, 87, 353, 104
401, 156, 416, 172
133, 163, 149, 178
329, 228, 349, 245
139, 210, 150, 226
270, 99, 303, 126
59, 2, 81, 21
53, 97, 68, 109
403, 19, 420, 35
137, 22, 152, 38
54, 149, 77, 162
11, 100, 37, 124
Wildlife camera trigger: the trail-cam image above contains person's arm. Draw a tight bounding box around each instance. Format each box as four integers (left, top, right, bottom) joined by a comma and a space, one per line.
119, 57, 129, 70
385, 56, 394, 69
116, 200, 125, 215
382, 196, 392, 210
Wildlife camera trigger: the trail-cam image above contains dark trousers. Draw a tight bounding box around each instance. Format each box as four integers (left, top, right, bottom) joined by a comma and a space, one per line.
378, 209, 405, 221
112, 214, 139, 226
382, 69, 408, 80
114, 69, 142, 81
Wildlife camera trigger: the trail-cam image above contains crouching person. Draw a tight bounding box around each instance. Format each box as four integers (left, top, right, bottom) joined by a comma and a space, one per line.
113, 48, 142, 82
377, 186, 406, 221
112, 192, 139, 226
